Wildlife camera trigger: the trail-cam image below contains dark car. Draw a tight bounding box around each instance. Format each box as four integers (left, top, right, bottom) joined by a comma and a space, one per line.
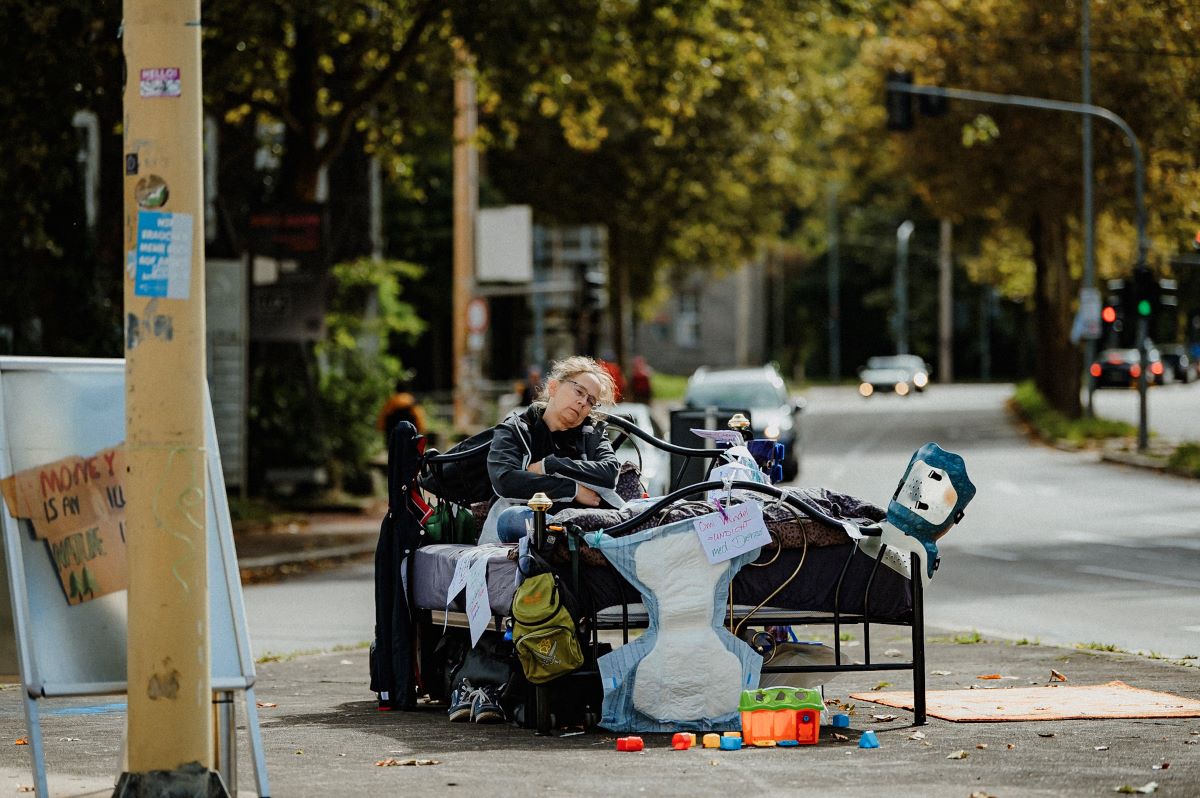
684, 364, 804, 481
1157, 344, 1195, 384
1090, 347, 1167, 387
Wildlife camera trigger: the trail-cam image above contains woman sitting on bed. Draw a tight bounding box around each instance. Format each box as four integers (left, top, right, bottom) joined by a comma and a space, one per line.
479, 355, 623, 545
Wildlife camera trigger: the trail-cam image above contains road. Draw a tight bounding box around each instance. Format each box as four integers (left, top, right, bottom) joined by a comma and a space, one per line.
799, 383, 1200, 659
1088, 377, 1200, 442
243, 383, 1200, 661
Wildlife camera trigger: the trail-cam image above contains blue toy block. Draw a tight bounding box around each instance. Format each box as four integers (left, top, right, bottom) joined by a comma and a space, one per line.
858, 730, 880, 749
831, 713, 851, 728
719, 736, 743, 751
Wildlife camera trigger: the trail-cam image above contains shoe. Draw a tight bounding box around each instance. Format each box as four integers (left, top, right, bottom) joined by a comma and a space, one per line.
470, 684, 506, 724
447, 680, 474, 722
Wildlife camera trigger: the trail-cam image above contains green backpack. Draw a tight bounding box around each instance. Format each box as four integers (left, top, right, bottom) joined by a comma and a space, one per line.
423, 501, 477, 545
511, 571, 583, 684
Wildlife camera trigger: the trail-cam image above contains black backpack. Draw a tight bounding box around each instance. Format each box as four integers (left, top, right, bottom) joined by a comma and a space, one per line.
419, 425, 497, 505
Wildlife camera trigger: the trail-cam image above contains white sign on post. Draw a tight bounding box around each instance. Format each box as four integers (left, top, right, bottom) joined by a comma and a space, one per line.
693, 502, 770, 565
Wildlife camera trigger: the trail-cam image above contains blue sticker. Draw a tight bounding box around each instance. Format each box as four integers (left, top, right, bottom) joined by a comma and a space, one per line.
134, 211, 193, 299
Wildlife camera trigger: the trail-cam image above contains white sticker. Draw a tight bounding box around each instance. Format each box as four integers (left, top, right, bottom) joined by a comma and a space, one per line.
140, 67, 181, 98
464, 555, 491, 647
693, 502, 770, 565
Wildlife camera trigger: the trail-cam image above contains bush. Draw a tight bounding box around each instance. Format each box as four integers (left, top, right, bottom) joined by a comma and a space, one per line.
1010, 381, 1134, 445
1167, 442, 1200, 478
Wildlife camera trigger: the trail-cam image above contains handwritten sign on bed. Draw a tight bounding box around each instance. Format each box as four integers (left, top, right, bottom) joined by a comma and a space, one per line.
464, 555, 491, 647
693, 501, 769, 565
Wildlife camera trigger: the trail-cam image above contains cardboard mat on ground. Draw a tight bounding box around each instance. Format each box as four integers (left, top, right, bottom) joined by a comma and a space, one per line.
851, 680, 1200, 722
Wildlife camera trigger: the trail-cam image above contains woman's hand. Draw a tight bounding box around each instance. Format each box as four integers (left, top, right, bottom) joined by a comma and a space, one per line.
527, 459, 544, 475
575, 485, 601, 507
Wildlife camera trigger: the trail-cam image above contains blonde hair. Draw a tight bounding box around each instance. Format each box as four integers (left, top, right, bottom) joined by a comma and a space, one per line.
535, 355, 616, 414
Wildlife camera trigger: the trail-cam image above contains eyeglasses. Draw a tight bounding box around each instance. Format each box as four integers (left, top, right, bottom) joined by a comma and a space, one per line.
562, 378, 599, 409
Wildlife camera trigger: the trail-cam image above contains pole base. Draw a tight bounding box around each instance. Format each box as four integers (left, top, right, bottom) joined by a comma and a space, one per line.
113, 762, 230, 798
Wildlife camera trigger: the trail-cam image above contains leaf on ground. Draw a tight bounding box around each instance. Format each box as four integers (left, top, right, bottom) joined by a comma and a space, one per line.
1114, 782, 1158, 794
17, 787, 33, 793
1184, 739, 1198, 745
376, 758, 441, 767
931, 670, 953, 676
1050, 669, 1068, 682
1151, 762, 1169, 770
257, 701, 278, 708
14, 738, 27, 745
1037, 732, 1056, 738
977, 674, 1002, 680
908, 731, 926, 740
833, 733, 849, 742
873, 681, 892, 690
969, 792, 997, 798
872, 714, 898, 722
947, 750, 969, 760
295, 749, 303, 755
1006, 743, 1016, 749
883, 648, 903, 657
976, 743, 988, 749
1095, 745, 1109, 751
57, 737, 81, 742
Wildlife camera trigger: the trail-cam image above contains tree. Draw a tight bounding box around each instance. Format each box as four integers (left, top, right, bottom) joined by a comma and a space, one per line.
855, 0, 1200, 416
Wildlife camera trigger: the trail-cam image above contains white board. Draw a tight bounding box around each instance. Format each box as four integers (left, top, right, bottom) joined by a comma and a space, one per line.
0, 356, 267, 795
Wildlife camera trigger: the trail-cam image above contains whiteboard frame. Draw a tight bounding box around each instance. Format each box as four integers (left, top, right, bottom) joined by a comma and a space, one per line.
0, 356, 268, 796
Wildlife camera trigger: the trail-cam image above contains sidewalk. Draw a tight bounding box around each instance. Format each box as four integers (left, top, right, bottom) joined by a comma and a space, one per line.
3, 508, 1196, 796
2, 631, 1196, 796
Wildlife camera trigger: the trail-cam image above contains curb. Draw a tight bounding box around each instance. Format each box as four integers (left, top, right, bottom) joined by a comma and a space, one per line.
238, 541, 377, 570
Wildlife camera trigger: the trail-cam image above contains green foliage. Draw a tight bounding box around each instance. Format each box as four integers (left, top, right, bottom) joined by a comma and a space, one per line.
1011, 381, 1135, 445
1167, 442, 1200, 479
953, 630, 983, 645
315, 258, 425, 492
650, 373, 689, 403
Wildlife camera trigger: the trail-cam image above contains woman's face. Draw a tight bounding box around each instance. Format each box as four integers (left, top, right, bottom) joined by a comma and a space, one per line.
544, 371, 603, 431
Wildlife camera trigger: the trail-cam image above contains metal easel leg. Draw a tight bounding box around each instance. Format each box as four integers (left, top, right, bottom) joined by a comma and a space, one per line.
214, 690, 237, 794
910, 552, 927, 726
242, 687, 272, 796
21, 693, 48, 798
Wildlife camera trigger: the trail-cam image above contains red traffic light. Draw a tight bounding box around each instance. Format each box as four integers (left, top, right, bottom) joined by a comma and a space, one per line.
1101, 306, 1117, 324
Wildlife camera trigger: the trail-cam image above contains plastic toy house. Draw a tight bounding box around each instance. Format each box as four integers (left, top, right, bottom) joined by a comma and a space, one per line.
739, 687, 824, 746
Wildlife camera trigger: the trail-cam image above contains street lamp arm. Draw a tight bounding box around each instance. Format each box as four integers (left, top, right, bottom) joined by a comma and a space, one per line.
886, 81, 1147, 267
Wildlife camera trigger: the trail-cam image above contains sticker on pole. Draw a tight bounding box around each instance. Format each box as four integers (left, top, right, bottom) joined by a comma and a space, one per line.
140, 68, 181, 98
134, 211, 193, 299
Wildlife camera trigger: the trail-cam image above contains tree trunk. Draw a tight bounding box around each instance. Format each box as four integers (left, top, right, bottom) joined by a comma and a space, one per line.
1030, 209, 1081, 417
278, 21, 322, 204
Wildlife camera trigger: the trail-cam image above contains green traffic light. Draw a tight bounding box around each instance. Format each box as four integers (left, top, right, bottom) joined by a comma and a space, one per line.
1137, 299, 1152, 316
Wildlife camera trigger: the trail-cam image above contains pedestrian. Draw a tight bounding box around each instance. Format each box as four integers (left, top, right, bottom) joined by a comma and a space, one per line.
630, 355, 653, 403
376, 375, 427, 447
519, 364, 542, 406
597, 353, 625, 402
479, 355, 623, 545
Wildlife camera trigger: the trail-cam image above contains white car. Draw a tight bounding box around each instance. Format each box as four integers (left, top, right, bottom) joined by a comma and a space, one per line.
602, 403, 672, 497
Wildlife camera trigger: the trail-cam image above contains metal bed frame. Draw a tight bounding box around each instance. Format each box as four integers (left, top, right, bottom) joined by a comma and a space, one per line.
404, 413, 927, 735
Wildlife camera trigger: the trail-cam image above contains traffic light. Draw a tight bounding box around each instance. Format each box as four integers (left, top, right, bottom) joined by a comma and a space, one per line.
918, 90, 949, 118
1133, 267, 1158, 319
886, 70, 914, 131
1105, 278, 1127, 337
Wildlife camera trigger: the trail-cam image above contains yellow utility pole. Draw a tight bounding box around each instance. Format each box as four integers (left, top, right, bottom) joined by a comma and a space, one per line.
452, 42, 479, 433
118, 0, 222, 793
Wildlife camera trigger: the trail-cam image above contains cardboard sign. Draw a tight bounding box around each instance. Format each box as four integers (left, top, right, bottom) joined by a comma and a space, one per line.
0, 444, 128, 605
693, 501, 770, 565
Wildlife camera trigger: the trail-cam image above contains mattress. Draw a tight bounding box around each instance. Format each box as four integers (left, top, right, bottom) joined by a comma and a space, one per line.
411, 540, 913, 622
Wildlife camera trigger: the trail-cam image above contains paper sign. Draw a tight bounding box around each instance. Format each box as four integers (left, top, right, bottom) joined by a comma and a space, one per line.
693, 502, 770, 565
135, 211, 193, 298
689, 428, 745, 446
464, 555, 491, 647
0, 444, 128, 604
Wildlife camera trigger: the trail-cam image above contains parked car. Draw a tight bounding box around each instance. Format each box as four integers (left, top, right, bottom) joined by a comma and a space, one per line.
1157, 344, 1195, 384
857, 355, 928, 397
683, 365, 804, 481
1090, 347, 1168, 387
604, 402, 671, 497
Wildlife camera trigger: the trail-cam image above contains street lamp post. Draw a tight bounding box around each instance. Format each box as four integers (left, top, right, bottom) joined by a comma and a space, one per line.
894, 220, 915, 356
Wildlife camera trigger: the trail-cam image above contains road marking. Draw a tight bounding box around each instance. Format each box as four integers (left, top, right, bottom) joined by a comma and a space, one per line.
1181, 626, 1200, 634
1076, 565, 1200, 590
965, 547, 1022, 562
